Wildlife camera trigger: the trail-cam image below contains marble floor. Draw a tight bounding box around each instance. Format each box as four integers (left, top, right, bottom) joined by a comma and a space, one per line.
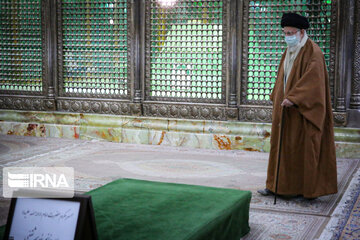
0, 134, 359, 239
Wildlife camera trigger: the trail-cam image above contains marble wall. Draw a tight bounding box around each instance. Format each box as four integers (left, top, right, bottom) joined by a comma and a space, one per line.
0, 110, 359, 159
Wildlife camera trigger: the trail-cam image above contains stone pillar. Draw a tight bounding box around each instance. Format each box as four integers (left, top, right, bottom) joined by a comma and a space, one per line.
43, 0, 57, 111
348, 0, 360, 127
133, 0, 143, 103
228, 0, 237, 107
226, 0, 238, 120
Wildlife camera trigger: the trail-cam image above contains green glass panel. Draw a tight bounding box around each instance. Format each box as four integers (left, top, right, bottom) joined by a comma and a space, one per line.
246, 0, 332, 102
0, 0, 42, 92
62, 0, 128, 96
149, 0, 224, 100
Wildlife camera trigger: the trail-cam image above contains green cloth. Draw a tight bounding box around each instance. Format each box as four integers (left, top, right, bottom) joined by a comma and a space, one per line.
0, 179, 251, 240
87, 179, 251, 240
0, 225, 4, 238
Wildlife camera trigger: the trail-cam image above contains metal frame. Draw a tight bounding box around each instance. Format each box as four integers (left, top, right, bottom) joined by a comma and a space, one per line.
144, 0, 229, 104
57, 0, 133, 100
0, 0, 357, 126
55, 0, 141, 116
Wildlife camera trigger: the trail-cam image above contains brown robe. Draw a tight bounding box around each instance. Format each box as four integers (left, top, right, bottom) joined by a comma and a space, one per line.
266, 39, 338, 198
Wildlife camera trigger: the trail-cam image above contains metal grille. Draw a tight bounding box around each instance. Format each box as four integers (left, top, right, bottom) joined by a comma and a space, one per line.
61, 0, 129, 97
243, 0, 333, 104
146, 0, 226, 103
0, 0, 42, 93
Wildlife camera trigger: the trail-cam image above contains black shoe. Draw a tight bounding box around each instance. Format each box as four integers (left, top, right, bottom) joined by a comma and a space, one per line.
280, 194, 301, 200
304, 197, 318, 201
257, 188, 274, 196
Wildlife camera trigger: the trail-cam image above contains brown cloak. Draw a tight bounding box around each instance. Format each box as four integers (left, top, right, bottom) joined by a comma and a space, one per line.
266, 39, 337, 198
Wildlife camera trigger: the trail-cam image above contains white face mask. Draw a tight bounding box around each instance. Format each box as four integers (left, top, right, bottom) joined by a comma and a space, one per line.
284, 31, 301, 47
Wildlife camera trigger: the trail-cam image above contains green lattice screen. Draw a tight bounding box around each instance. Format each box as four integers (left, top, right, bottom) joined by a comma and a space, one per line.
61, 0, 128, 97
0, 0, 42, 93
245, 0, 332, 103
147, 0, 225, 102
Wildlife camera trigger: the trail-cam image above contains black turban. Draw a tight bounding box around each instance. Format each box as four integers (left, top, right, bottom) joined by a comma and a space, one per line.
281, 13, 310, 29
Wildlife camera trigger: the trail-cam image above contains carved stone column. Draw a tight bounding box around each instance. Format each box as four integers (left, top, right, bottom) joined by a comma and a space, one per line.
228, 0, 237, 107
43, 0, 57, 111
333, 0, 354, 126
226, 0, 238, 120
125, 0, 142, 115
348, 0, 360, 127
133, 0, 142, 103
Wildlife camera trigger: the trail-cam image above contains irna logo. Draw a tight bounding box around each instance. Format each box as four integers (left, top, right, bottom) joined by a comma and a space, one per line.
3, 167, 74, 198
7, 172, 70, 188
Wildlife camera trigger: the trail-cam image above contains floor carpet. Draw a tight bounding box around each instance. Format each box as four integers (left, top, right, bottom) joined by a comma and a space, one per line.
0, 134, 359, 239
318, 167, 360, 240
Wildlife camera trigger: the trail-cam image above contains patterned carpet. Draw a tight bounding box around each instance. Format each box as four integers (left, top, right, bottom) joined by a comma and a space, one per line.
319, 168, 360, 240
244, 209, 327, 240
0, 134, 359, 239
249, 159, 358, 215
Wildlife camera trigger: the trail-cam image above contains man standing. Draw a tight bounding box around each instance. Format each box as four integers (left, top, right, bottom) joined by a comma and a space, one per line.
258, 13, 337, 199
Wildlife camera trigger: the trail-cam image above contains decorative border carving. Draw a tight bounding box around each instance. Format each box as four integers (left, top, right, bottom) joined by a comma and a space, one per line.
221, 0, 230, 105
238, 106, 348, 126
238, 106, 272, 123
333, 112, 347, 126
41, 0, 49, 96
240, 0, 249, 106
333, 0, 346, 112
329, 0, 338, 107
143, 103, 236, 121
56, 0, 63, 98
144, 0, 229, 104
227, 0, 236, 107
57, 98, 141, 116
128, 0, 136, 101
0, 96, 55, 111
350, 0, 360, 109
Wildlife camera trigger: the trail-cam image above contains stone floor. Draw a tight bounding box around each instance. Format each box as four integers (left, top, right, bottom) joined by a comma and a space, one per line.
0, 134, 359, 239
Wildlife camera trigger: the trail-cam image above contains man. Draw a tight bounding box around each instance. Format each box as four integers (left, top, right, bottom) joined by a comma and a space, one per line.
258, 13, 337, 199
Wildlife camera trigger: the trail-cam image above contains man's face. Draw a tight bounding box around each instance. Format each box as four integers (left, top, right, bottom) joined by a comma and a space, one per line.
282, 26, 304, 39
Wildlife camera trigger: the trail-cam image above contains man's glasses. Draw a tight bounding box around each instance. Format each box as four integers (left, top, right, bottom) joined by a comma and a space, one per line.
282, 30, 300, 36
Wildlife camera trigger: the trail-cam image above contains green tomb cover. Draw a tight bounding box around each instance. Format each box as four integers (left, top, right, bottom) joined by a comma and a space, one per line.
87, 178, 251, 240
0, 178, 251, 240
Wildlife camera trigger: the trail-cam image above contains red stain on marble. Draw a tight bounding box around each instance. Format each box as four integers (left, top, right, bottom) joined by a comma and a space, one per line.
25, 123, 37, 136
101, 132, 106, 139
27, 123, 37, 132
73, 127, 79, 139
39, 125, 46, 137
95, 130, 106, 139
243, 147, 261, 152
214, 135, 231, 150
158, 131, 166, 145
108, 129, 113, 136
263, 130, 271, 139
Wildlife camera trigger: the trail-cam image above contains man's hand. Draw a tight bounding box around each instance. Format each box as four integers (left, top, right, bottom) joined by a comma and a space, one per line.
281, 98, 294, 107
